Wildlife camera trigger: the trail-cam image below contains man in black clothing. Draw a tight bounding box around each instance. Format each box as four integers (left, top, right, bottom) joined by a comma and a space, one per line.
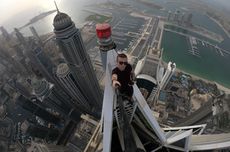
112, 53, 134, 99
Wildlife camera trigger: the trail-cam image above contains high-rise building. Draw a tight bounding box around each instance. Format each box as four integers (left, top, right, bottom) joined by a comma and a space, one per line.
32, 78, 82, 121
16, 95, 61, 125
160, 61, 176, 90
26, 43, 55, 82
12, 44, 24, 58
8, 140, 27, 152
0, 46, 22, 74
7, 78, 31, 98
0, 26, 11, 41
11, 44, 30, 75
56, 63, 91, 112
186, 13, 193, 26
167, 11, 172, 21
0, 88, 10, 106
53, 9, 102, 110
0, 117, 14, 152
30, 26, 43, 46
14, 28, 55, 81
181, 12, 185, 24
27, 142, 74, 152
14, 28, 27, 48
21, 120, 59, 141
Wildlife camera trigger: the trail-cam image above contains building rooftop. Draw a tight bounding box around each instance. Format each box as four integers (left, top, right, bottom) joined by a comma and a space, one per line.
53, 12, 73, 31
56, 63, 70, 77
32, 79, 50, 97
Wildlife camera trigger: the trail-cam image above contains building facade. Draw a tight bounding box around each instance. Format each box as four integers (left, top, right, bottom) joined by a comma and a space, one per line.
32, 78, 82, 121
56, 63, 91, 113
53, 11, 102, 110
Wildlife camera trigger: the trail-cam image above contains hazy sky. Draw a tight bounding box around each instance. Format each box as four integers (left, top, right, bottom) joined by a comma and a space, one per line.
0, 0, 61, 25
1, 0, 229, 26
212, 0, 230, 9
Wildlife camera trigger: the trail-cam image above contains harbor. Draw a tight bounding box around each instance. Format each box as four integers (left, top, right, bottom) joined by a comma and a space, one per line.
161, 30, 230, 89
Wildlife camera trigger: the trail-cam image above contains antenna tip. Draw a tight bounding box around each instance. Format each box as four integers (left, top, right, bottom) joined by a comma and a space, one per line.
54, 1, 60, 13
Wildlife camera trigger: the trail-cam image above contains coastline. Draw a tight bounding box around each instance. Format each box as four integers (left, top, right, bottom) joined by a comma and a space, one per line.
175, 68, 230, 94
161, 30, 230, 93
206, 14, 230, 38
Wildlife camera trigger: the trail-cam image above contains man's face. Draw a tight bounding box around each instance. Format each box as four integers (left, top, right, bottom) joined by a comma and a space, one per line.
117, 57, 128, 71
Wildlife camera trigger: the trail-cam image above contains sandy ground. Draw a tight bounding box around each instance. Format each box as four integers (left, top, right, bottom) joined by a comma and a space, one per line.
190, 94, 212, 110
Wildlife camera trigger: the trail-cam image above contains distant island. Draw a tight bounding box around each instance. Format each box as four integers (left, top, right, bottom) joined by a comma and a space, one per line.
85, 13, 112, 23
136, 0, 163, 10
19, 10, 56, 30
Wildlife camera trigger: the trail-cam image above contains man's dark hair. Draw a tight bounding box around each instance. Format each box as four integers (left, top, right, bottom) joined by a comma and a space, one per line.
117, 53, 127, 61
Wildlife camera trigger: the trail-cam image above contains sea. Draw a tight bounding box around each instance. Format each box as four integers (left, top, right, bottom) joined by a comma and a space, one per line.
161, 30, 230, 88
2, 0, 108, 36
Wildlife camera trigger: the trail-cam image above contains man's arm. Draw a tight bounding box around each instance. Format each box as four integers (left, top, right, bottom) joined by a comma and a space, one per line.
112, 74, 118, 82
112, 74, 121, 88
129, 65, 136, 85
130, 70, 135, 81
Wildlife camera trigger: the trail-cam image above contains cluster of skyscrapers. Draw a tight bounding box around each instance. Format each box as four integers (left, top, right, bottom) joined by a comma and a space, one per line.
167, 10, 193, 25
0, 5, 103, 151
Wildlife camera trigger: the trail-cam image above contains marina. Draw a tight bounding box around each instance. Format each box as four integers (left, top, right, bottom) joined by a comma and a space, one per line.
187, 36, 201, 58
161, 30, 230, 88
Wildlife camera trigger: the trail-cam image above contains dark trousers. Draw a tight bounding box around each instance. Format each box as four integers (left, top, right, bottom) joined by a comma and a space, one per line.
119, 85, 133, 98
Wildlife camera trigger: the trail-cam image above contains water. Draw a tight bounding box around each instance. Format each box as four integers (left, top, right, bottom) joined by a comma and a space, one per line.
161, 30, 230, 88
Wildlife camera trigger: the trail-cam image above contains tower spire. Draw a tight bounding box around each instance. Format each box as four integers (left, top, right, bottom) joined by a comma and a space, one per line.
54, 1, 60, 14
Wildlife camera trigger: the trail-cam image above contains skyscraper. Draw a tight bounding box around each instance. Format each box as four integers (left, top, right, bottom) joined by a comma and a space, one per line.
14, 28, 27, 48
21, 120, 59, 141
32, 78, 82, 121
0, 46, 22, 74
167, 11, 172, 21
53, 9, 102, 110
7, 78, 31, 98
0, 27, 29, 75
27, 142, 74, 152
25, 41, 55, 82
13, 28, 55, 82
0, 26, 11, 41
16, 95, 61, 125
29, 26, 43, 46
56, 63, 91, 113
12, 44, 24, 58
160, 61, 176, 90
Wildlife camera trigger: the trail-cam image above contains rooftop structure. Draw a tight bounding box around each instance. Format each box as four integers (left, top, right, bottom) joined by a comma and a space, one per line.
84, 23, 230, 152
96, 23, 116, 70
